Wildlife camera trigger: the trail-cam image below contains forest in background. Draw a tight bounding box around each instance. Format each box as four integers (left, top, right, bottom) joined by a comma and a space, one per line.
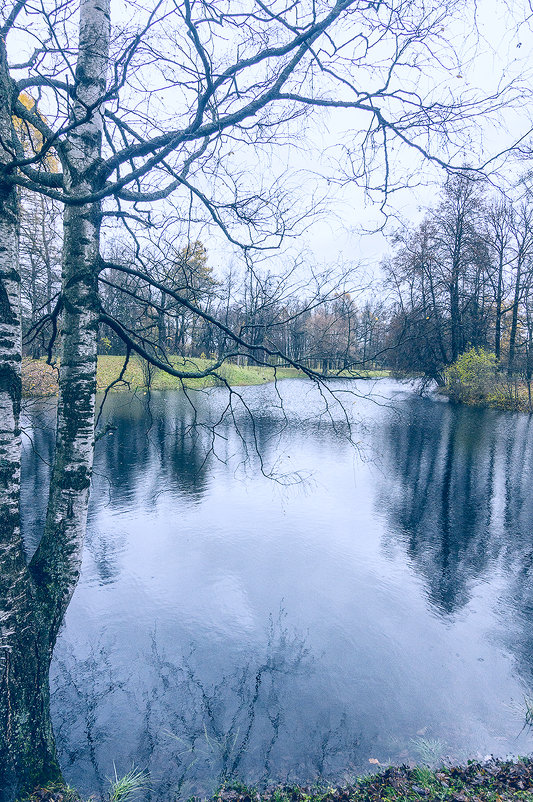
22, 169, 533, 407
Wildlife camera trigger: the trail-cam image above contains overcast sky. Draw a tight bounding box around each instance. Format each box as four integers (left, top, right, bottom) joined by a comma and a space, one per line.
291, 0, 533, 270
9, 0, 533, 282
200, 0, 533, 280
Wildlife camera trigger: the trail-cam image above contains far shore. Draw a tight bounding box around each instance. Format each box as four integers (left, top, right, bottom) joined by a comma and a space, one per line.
21, 355, 390, 397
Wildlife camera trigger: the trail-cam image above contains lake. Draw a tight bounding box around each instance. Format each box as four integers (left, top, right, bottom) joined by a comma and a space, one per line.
21, 379, 533, 799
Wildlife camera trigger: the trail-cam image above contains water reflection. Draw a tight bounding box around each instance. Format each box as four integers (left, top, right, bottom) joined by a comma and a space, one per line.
377, 403, 496, 614
96, 394, 213, 512
377, 398, 533, 615
51, 613, 363, 799
20, 401, 56, 556
376, 395, 533, 708
20, 382, 533, 798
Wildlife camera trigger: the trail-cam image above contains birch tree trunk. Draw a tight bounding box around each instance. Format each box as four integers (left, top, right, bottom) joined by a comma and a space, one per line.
30, 0, 110, 642
0, 37, 63, 798
507, 257, 522, 377
0, 1, 110, 795
0, 40, 21, 584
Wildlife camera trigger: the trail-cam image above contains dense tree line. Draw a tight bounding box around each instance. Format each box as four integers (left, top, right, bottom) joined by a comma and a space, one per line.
383, 174, 533, 384
21, 220, 389, 374
20, 171, 533, 383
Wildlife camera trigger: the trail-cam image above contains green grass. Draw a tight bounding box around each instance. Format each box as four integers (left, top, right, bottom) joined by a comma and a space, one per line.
107, 765, 151, 801
97, 354, 304, 392
333, 369, 390, 380
409, 737, 446, 767
23, 767, 150, 802
21, 356, 390, 397
524, 696, 533, 730
21, 355, 302, 396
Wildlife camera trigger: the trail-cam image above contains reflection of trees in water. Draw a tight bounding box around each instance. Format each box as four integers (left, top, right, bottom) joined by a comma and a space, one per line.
51, 612, 363, 800
376, 398, 533, 685
378, 402, 498, 614
93, 394, 213, 511
22, 390, 352, 589
23, 385, 359, 797
20, 404, 56, 555
497, 550, 533, 691
21, 394, 216, 587
140, 612, 313, 796
496, 413, 533, 690
501, 414, 533, 536
23, 385, 352, 520
51, 643, 128, 793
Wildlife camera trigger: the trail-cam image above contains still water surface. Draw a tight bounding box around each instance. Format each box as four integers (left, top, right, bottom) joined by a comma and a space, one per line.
21, 380, 533, 798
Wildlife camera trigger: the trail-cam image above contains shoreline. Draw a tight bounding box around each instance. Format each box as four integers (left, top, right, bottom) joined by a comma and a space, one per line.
438, 385, 533, 414
21, 356, 390, 397
26, 758, 533, 801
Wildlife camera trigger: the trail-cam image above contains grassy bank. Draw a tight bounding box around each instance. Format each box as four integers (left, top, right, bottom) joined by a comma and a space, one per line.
25, 758, 533, 802
21, 356, 389, 397
21, 356, 302, 396
218, 761, 533, 802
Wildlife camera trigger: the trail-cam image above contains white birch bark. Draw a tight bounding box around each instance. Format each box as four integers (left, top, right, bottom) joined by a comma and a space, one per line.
30, 0, 111, 639
0, 36, 62, 798
0, 38, 23, 643
0, 1, 112, 789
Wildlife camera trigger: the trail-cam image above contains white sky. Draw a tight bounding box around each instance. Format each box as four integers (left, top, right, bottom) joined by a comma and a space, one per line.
200, 0, 533, 280
9, 0, 533, 284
